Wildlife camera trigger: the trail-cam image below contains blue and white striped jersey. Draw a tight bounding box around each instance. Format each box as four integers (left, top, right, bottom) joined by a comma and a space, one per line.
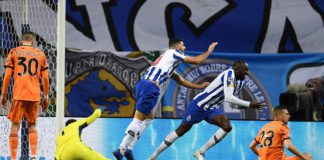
143, 49, 186, 86
193, 69, 248, 110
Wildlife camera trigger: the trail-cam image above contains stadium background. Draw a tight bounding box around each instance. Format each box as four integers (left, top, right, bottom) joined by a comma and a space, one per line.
1, 0, 324, 159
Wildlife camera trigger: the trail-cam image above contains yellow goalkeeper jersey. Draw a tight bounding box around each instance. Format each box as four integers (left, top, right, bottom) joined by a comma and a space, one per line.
55, 109, 110, 160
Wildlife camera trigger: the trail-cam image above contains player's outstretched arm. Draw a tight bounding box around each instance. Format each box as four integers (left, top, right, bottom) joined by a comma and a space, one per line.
76, 108, 103, 127
74, 106, 103, 129
223, 78, 250, 107
249, 139, 259, 156
284, 139, 313, 160
171, 72, 209, 89
222, 75, 267, 109
184, 42, 218, 64
1, 68, 13, 108
249, 102, 267, 109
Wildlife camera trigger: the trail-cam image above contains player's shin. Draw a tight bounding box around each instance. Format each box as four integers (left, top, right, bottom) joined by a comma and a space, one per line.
9, 133, 19, 160
128, 119, 152, 150
199, 128, 228, 154
119, 118, 143, 151
28, 128, 38, 156
150, 131, 179, 158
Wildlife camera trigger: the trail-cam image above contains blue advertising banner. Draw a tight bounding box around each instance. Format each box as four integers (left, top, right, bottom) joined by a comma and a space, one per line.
1, 118, 322, 159
79, 118, 324, 160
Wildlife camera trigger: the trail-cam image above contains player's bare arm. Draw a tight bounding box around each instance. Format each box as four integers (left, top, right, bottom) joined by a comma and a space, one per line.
284, 139, 313, 160
171, 72, 209, 89
249, 139, 259, 156
184, 42, 218, 64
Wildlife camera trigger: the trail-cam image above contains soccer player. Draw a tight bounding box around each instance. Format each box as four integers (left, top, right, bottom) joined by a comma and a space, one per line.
55, 106, 111, 160
149, 61, 267, 160
113, 38, 218, 160
1, 31, 50, 160
249, 106, 313, 160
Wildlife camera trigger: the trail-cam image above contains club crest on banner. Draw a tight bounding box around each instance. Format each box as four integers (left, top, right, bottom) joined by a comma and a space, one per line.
64, 50, 162, 117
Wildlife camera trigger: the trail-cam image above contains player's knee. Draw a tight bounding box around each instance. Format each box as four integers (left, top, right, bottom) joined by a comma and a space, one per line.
27, 123, 36, 129
175, 124, 191, 137
223, 125, 232, 132
175, 127, 188, 137
175, 129, 185, 137
10, 123, 20, 134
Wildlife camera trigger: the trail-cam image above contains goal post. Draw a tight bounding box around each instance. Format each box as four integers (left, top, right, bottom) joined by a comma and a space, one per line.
56, 0, 66, 135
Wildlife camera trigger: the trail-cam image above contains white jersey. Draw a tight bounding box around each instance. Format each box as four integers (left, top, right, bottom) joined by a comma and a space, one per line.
193, 69, 249, 110
143, 49, 186, 86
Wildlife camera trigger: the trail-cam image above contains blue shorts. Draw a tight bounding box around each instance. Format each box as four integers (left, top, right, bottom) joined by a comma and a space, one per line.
182, 100, 224, 125
135, 79, 160, 115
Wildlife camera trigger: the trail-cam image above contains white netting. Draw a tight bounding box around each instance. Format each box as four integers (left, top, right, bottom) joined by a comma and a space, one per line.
0, 0, 58, 159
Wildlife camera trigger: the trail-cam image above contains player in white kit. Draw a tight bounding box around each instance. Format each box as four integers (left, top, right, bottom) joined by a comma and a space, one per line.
149, 61, 267, 160
113, 38, 218, 160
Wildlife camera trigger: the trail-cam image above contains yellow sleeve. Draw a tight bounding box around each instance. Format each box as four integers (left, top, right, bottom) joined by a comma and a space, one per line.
75, 109, 102, 127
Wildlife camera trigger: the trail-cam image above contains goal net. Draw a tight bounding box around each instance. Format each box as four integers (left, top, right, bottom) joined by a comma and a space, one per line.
0, 0, 58, 159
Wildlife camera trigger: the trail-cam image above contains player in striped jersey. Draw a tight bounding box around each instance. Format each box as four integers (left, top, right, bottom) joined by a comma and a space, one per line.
149, 61, 267, 160
113, 38, 218, 160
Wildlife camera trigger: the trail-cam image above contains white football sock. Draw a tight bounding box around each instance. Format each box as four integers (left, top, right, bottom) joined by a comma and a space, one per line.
128, 119, 152, 150
119, 118, 143, 151
199, 128, 228, 154
150, 131, 179, 158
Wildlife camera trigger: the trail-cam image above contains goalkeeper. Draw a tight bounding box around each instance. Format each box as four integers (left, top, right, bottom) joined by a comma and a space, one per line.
55, 106, 110, 160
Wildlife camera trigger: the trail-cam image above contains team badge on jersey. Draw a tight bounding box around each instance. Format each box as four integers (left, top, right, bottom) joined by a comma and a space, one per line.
227, 77, 234, 87
186, 115, 191, 121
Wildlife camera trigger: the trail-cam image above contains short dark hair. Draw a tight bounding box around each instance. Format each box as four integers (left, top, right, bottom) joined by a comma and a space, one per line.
274, 105, 287, 111
273, 106, 287, 117
169, 38, 183, 48
232, 60, 247, 70
65, 119, 77, 126
22, 31, 35, 37
22, 31, 35, 41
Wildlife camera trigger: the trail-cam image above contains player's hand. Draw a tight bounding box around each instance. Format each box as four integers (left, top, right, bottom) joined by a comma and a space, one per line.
303, 153, 312, 160
199, 82, 210, 89
1, 93, 7, 109
249, 101, 267, 110
207, 42, 218, 54
41, 96, 49, 112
